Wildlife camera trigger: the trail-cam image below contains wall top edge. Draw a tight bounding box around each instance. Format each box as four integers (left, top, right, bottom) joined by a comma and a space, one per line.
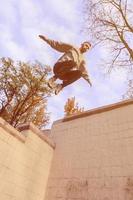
54, 99, 133, 125
0, 117, 26, 143
18, 123, 55, 149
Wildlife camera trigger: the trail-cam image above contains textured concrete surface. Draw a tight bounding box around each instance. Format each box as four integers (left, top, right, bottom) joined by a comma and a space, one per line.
0, 118, 55, 200
45, 100, 133, 200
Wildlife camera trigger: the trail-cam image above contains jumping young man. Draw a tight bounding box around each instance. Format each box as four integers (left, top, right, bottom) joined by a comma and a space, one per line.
39, 35, 92, 95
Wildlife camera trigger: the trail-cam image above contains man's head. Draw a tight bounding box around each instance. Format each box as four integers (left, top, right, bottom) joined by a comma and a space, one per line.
80, 41, 91, 53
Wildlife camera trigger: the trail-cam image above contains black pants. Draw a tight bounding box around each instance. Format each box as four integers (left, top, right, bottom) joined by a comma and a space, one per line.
53, 61, 82, 87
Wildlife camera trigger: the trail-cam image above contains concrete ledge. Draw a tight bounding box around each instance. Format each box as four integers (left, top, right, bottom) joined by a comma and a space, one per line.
54, 99, 133, 124
0, 117, 26, 143
18, 123, 56, 149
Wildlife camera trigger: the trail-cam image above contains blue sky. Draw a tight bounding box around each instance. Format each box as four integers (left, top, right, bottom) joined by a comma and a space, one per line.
0, 0, 129, 127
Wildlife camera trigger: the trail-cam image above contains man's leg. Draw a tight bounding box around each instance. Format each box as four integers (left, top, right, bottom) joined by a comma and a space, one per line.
55, 70, 82, 95
48, 61, 72, 89
63, 71, 82, 87
53, 61, 76, 79
48, 62, 64, 89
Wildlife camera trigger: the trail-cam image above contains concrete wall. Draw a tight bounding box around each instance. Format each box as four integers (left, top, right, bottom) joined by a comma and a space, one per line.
45, 100, 133, 200
0, 117, 55, 200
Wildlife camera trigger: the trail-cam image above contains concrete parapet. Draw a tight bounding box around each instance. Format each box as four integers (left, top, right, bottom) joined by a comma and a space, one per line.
46, 99, 133, 200
0, 117, 55, 200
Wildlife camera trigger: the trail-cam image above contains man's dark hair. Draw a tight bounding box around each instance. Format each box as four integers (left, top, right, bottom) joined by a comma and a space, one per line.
83, 41, 92, 47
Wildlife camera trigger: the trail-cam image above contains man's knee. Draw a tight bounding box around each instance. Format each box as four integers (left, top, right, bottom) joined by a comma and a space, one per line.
53, 61, 76, 75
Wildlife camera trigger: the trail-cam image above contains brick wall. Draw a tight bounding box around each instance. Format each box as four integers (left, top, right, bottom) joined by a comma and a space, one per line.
0, 117, 55, 200
45, 100, 133, 200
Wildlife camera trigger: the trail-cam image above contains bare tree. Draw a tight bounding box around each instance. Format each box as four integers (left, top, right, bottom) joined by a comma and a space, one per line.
84, 0, 133, 72
122, 79, 133, 99
0, 57, 52, 129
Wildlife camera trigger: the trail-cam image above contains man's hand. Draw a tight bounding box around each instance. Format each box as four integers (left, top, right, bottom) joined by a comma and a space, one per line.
39, 35, 47, 41
87, 79, 92, 87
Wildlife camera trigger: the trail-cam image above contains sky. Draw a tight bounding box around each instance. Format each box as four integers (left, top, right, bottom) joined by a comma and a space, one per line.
0, 0, 129, 128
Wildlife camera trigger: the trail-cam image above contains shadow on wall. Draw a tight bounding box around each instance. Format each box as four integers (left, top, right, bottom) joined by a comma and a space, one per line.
65, 178, 133, 200
66, 180, 88, 200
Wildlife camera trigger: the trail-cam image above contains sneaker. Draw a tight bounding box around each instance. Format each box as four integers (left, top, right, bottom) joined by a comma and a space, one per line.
55, 84, 63, 95
48, 77, 57, 89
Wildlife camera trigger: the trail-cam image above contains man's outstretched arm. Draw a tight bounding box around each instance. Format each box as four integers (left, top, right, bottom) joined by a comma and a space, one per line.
39, 35, 73, 53
80, 61, 92, 87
